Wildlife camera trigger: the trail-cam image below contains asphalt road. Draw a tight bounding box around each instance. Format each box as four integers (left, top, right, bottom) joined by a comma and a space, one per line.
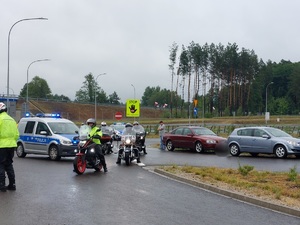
0, 139, 299, 225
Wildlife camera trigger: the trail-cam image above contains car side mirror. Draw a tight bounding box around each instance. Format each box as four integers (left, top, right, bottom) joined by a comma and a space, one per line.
262, 134, 270, 139
40, 131, 48, 136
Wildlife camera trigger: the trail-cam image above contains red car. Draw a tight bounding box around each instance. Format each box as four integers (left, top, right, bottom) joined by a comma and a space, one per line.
163, 126, 226, 153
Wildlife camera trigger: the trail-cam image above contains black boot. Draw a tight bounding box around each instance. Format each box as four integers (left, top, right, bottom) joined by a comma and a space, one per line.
103, 165, 108, 172
6, 184, 16, 191
0, 182, 6, 192
116, 159, 121, 164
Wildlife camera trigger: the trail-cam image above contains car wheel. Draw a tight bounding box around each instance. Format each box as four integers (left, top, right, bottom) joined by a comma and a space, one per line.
229, 143, 240, 156
16, 143, 26, 158
166, 140, 174, 151
274, 145, 287, 158
195, 142, 204, 153
49, 145, 61, 161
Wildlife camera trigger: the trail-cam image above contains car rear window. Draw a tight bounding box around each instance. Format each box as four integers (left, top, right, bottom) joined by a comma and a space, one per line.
237, 129, 253, 136
24, 121, 35, 134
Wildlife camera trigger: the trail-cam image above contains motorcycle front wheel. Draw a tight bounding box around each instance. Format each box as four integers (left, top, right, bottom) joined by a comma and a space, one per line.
73, 156, 87, 175
125, 152, 130, 166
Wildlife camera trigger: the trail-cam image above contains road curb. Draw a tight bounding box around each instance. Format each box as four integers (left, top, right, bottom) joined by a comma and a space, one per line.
153, 168, 300, 218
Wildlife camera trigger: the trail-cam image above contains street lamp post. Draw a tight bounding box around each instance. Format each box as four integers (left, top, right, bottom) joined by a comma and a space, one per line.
94, 73, 106, 120
131, 84, 136, 99
26, 59, 50, 113
265, 82, 274, 124
6, 17, 48, 113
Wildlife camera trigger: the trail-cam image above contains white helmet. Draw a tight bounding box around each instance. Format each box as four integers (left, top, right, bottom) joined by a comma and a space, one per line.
101, 121, 107, 126
86, 118, 96, 126
0, 102, 7, 113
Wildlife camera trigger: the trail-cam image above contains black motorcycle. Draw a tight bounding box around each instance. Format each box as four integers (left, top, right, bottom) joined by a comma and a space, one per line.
116, 126, 140, 165
100, 132, 113, 155
133, 125, 147, 155
73, 125, 103, 175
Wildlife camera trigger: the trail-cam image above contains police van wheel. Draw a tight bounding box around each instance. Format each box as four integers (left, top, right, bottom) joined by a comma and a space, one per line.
16, 143, 26, 158
49, 145, 61, 161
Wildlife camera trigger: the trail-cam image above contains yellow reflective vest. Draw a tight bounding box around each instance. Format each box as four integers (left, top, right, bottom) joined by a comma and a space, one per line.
89, 126, 102, 145
0, 112, 19, 148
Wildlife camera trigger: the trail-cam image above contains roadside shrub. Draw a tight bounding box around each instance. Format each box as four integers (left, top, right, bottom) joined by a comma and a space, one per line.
288, 165, 298, 182
238, 163, 254, 176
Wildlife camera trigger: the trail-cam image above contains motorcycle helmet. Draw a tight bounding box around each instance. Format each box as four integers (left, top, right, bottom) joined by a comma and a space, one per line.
0, 102, 7, 113
133, 121, 139, 126
125, 123, 133, 128
86, 118, 96, 127
101, 121, 107, 126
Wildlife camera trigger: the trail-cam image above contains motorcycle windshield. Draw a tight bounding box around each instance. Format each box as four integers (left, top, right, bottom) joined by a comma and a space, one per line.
122, 127, 136, 135
78, 125, 91, 140
133, 125, 145, 133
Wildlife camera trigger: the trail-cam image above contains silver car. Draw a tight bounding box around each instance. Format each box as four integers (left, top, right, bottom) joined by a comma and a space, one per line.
227, 126, 300, 158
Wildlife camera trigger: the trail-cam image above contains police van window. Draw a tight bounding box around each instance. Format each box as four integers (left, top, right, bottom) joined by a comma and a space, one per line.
36, 122, 50, 135
24, 121, 35, 134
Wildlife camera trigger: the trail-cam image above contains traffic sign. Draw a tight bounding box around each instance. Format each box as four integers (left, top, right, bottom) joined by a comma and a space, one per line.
115, 112, 122, 120
126, 99, 140, 117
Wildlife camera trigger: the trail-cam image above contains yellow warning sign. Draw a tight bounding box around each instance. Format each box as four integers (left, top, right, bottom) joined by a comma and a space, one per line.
126, 99, 140, 117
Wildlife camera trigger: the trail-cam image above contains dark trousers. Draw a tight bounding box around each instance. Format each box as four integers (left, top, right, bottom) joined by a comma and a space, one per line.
95, 144, 106, 168
0, 148, 16, 187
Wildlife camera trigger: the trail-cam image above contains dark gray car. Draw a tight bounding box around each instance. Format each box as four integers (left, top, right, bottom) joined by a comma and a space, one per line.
227, 126, 300, 158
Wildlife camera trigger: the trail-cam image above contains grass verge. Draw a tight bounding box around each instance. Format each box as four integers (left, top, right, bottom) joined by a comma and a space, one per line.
159, 164, 300, 210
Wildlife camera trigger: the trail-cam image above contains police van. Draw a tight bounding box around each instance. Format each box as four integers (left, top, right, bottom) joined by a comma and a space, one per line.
17, 113, 80, 160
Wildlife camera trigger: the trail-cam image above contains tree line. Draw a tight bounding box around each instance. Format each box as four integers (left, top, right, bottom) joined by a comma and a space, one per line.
168, 41, 300, 118
19, 41, 300, 118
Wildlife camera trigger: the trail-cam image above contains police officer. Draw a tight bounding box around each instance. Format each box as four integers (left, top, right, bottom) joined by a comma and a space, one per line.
86, 118, 108, 172
0, 102, 19, 192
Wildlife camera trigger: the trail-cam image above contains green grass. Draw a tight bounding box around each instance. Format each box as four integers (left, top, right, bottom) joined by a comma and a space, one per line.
160, 165, 300, 209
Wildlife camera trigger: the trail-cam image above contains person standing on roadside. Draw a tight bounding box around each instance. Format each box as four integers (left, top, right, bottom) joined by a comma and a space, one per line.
157, 120, 165, 150
0, 102, 19, 192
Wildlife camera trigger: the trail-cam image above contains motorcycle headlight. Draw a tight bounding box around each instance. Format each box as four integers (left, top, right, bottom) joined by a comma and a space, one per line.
78, 140, 87, 147
125, 139, 131, 144
90, 148, 95, 153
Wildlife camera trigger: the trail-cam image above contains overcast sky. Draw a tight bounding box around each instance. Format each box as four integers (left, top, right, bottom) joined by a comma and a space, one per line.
1, 0, 300, 103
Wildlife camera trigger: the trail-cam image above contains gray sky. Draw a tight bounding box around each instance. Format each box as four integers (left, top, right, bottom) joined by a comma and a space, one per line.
1, 0, 300, 103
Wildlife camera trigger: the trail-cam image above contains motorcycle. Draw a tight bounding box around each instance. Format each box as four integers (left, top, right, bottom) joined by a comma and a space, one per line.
133, 125, 147, 155
100, 127, 114, 155
117, 127, 140, 166
73, 125, 103, 175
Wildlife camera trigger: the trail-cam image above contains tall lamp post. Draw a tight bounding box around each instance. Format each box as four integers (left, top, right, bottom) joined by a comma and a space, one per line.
131, 84, 136, 99
94, 73, 106, 120
7, 17, 48, 113
265, 81, 274, 124
26, 59, 50, 113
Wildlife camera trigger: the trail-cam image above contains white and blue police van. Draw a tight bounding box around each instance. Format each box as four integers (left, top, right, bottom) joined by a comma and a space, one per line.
16, 113, 80, 160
